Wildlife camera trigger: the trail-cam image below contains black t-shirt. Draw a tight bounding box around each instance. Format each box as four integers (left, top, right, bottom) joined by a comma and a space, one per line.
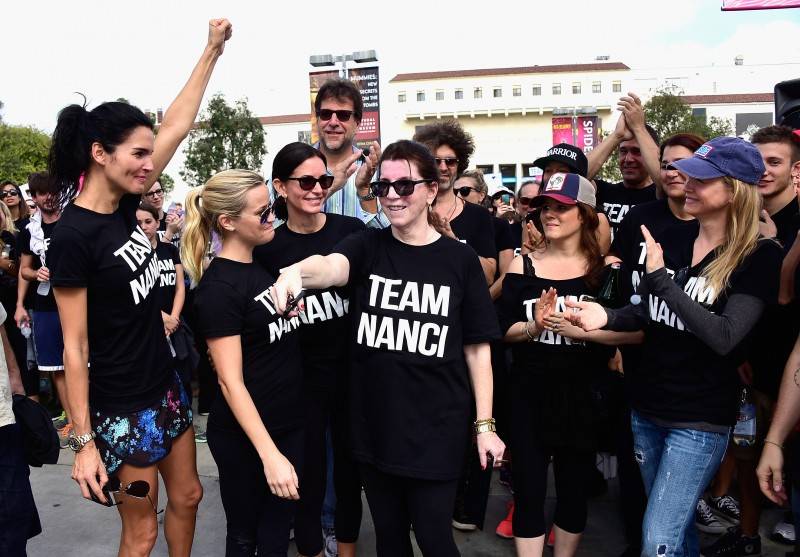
334, 228, 500, 480
748, 198, 800, 399
254, 213, 366, 391
19, 220, 59, 312
595, 180, 657, 242
194, 257, 303, 434
492, 217, 515, 254
158, 214, 182, 252
631, 238, 782, 426
449, 201, 496, 260
49, 195, 174, 413
509, 221, 523, 252
155, 241, 180, 315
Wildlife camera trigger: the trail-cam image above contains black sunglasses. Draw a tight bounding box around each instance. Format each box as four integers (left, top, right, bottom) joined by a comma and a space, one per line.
287, 175, 335, 191
259, 203, 275, 225
518, 196, 535, 205
434, 157, 459, 167
370, 179, 430, 197
455, 186, 477, 198
89, 476, 162, 515
0, 191, 19, 199
316, 109, 354, 122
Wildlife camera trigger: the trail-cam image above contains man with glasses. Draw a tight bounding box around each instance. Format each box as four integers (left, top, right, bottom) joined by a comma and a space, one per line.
313, 78, 387, 229
144, 180, 182, 249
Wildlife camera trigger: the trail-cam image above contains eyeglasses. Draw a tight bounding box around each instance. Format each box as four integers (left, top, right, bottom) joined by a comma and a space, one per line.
89, 477, 162, 515
287, 175, 335, 191
0, 191, 19, 199
259, 203, 275, 225
434, 158, 459, 168
144, 189, 164, 198
455, 186, 477, 198
370, 179, 430, 197
518, 196, 535, 206
316, 109, 354, 122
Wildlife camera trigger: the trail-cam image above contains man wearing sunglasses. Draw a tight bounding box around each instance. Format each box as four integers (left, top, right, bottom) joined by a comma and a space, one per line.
313, 79, 388, 229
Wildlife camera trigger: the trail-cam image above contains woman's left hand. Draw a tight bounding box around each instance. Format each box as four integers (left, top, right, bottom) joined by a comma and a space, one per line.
543, 311, 585, 341
207, 18, 233, 56
640, 225, 665, 273
477, 431, 506, 470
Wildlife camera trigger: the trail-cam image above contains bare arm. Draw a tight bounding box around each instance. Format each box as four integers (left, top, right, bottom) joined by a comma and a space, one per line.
170, 264, 186, 320
15, 263, 31, 327
2, 325, 24, 395
619, 94, 662, 189
597, 214, 612, 255
588, 111, 630, 179
464, 343, 505, 469
18, 253, 37, 282
147, 19, 232, 187
489, 249, 514, 301
271, 253, 350, 314
479, 256, 497, 286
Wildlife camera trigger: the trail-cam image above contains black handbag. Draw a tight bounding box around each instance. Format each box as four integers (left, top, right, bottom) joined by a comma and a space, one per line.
11, 394, 60, 467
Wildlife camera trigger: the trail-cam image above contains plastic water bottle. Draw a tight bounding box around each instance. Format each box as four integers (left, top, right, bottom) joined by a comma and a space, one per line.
733, 387, 756, 447
20, 322, 32, 339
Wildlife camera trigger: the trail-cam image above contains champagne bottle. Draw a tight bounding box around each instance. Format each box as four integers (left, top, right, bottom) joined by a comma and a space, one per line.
597, 263, 623, 308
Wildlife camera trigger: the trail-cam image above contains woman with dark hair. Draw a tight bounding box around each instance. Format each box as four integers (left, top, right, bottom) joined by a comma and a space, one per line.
567, 137, 782, 557
0, 181, 31, 230
254, 142, 365, 557
271, 139, 505, 556
498, 173, 641, 557
46, 20, 231, 557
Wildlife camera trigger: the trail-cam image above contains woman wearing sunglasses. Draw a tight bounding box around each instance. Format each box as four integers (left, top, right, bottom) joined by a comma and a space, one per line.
183, 170, 305, 555
47, 19, 231, 557
566, 137, 782, 557
0, 181, 31, 230
254, 142, 366, 557
271, 139, 505, 556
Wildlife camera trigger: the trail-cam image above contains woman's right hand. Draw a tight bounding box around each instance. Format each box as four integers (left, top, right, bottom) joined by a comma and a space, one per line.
262, 451, 300, 500
270, 265, 304, 315
72, 444, 110, 504
534, 288, 557, 331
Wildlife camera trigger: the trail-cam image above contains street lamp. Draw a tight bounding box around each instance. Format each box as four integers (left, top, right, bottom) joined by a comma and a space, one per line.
309, 50, 378, 78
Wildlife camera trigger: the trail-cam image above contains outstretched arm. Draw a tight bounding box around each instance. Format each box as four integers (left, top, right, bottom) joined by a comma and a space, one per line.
587, 101, 632, 179
148, 18, 233, 186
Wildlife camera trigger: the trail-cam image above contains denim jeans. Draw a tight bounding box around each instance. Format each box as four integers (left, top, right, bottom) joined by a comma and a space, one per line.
631, 411, 729, 557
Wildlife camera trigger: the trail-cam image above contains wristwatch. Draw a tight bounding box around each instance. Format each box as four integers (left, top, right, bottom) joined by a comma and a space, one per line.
357, 188, 376, 201
67, 431, 96, 453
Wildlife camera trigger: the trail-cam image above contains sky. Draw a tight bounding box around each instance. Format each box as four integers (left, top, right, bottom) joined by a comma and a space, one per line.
2, 0, 799, 196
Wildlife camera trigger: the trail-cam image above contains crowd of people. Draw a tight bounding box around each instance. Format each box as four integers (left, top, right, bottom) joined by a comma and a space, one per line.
2, 17, 800, 557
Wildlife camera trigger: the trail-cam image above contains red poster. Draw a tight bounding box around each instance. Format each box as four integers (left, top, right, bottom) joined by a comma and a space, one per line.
552, 117, 574, 146
722, 0, 800, 9
576, 116, 599, 154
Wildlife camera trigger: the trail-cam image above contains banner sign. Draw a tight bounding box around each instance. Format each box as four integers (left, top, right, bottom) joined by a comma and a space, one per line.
722, 0, 800, 10
551, 117, 573, 146
576, 115, 599, 154
552, 116, 598, 154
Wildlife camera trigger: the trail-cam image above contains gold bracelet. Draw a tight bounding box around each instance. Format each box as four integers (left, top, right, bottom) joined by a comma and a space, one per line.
764, 439, 784, 450
524, 321, 536, 341
474, 418, 496, 435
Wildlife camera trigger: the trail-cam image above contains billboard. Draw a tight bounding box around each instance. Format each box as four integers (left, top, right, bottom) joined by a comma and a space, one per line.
551, 117, 573, 146
722, 0, 800, 9
551, 115, 598, 154
309, 66, 381, 148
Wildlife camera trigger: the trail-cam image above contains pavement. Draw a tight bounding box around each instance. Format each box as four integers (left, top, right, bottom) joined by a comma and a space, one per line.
23, 419, 794, 556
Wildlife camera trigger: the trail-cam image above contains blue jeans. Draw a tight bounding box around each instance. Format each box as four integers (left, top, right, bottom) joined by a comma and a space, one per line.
631, 411, 729, 557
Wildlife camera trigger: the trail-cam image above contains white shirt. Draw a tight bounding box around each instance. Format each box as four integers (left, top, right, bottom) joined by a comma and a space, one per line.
0, 305, 15, 428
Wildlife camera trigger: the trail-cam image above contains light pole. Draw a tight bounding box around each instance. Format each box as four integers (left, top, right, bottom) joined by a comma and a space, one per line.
309, 50, 378, 79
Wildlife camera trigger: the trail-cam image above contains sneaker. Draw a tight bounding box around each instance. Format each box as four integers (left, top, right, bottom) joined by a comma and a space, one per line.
52, 411, 68, 430
495, 500, 514, 539
696, 499, 727, 534
451, 518, 478, 532
772, 521, 796, 545
58, 423, 74, 449
701, 526, 761, 557
194, 430, 207, 443
710, 494, 742, 524
546, 528, 555, 547
323, 527, 338, 557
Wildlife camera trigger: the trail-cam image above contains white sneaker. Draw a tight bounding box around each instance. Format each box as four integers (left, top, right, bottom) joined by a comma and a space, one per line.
323, 527, 338, 557
772, 520, 795, 544
696, 499, 727, 534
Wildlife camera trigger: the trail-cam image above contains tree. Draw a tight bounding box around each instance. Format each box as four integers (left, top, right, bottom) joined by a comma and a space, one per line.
0, 100, 4, 124
0, 124, 51, 184
158, 173, 175, 196
644, 89, 733, 142
180, 94, 265, 188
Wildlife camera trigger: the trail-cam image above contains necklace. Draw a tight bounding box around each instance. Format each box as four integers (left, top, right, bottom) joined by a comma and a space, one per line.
447, 195, 461, 221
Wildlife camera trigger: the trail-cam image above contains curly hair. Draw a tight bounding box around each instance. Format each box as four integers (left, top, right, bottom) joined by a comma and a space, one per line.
412, 120, 475, 176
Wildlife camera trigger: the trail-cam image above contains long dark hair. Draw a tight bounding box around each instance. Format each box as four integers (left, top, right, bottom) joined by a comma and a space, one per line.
48, 101, 154, 205
0, 180, 30, 221
378, 140, 448, 235
271, 141, 328, 221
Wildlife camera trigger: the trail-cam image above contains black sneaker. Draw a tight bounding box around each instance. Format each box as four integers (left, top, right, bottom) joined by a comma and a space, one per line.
696, 499, 727, 534
701, 527, 761, 557
710, 494, 741, 524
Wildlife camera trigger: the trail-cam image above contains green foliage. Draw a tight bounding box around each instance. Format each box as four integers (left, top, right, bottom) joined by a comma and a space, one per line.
0, 124, 51, 184
158, 173, 175, 196
644, 89, 733, 142
596, 132, 622, 183
180, 94, 265, 188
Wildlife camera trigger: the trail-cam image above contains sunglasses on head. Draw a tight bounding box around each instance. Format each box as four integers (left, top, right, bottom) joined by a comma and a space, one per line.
144, 189, 163, 198
455, 186, 477, 198
370, 179, 430, 198
287, 175, 335, 191
434, 157, 459, 167
89, 476, 162, 515
0, 191, 19, 199
316, 109, 354, 122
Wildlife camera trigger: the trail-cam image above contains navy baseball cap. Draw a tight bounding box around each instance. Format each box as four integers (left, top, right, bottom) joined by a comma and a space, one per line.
531, 173, 596, 208
669, 137, 765, 185
533, 143, 589, 178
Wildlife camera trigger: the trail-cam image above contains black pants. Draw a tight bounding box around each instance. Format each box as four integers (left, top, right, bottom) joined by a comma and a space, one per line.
360, 464, 460, 557
207, 425, 303, 557
616, 406, 646, 551
511, 391, 593, 538
294, 388, 332, 556
331, 396, 363, 543
0, 423, 41, 557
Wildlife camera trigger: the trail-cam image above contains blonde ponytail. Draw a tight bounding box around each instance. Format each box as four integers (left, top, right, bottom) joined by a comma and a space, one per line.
180, 169, 266, 285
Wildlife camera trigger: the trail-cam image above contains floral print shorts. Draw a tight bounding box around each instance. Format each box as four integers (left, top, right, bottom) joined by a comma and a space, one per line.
91, 372, 192, 475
